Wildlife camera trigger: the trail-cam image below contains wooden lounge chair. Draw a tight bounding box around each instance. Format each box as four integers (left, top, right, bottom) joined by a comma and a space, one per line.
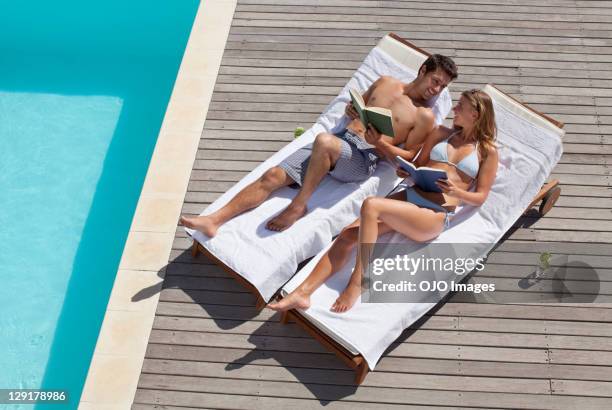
273, 82, 565, 384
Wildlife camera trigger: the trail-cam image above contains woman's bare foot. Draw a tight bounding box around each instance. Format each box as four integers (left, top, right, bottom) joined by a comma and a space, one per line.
266, 203, 307, 231
331, 282, 361, 313
267, 288, 311, 312
180, 215, 219, 237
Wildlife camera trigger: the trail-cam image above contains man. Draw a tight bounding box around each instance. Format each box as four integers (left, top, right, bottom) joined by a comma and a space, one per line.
181, 54, 458, 237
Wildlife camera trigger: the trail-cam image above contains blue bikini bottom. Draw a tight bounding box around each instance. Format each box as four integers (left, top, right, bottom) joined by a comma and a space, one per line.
404, 186, 454, 229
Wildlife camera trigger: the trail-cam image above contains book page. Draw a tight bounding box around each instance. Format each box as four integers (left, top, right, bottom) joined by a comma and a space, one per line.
349, 88, 368, 128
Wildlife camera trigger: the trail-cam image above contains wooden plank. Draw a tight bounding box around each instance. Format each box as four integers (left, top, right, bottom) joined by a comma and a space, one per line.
494, 240, 612, 255
141, 359, 550, 394
197, 149, 273, 161
230, 19, 608, 42
549, 348, 612, 365
165, 261, 242, 278
153, 314, 612, 351
227, 34, 612, 60
133, 387, 485, 410
200, 131, 294, 143
132, 405, 205, 410
224, 40, 612, 60
479, 253, 612, 273
526, 230, 612, 242
549, 174, 609, 186
456, 316, 612, 337
551, 379, 612, 397
435, 303, 612, 322
560, 154, 612, 165
228, 26, 611, 48
515, 217, 612, 231
236, 13, 608, 28
145, 343, 348, 371
187, 180, 236, 192
464, 275, 612, 295
235, 17, 612, 40
155, 302, 275, 321
537, 207, 612, 220
162, 276, 251, 293
475, 263, 612, 281
134, 381, 612, 410
145, 343, 612, 381
237, 0, 596, 15
189, 169, 248, 181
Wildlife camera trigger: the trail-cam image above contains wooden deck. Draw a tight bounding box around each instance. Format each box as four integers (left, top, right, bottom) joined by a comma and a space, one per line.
133, 0, 612, 408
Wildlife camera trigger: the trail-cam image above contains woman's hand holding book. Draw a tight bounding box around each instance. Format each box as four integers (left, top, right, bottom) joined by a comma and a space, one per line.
436, 178, 461, 197
396, 168, 410, 178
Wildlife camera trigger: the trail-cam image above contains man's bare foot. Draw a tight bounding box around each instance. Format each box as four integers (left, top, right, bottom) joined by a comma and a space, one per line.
331, 282, 361, 313
180, 215, 219, 237
266, 203, 307, 231
267, 288, 311, 312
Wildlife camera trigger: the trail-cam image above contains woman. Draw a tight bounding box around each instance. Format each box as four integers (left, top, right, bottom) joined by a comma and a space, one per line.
269, 89, 499, 313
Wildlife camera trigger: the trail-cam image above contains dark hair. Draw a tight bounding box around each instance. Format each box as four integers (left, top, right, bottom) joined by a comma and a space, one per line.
419, 54, 458, 81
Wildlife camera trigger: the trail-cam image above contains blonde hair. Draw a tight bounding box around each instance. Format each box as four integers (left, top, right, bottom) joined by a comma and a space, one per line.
461, 89, 497, 160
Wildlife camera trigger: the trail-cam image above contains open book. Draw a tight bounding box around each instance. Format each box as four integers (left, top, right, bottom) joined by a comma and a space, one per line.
396, 156, 448, 193
349, 88, 395, 137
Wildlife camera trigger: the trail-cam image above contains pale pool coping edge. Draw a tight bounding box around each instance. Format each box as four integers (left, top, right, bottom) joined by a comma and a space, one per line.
78, 0, 237, 407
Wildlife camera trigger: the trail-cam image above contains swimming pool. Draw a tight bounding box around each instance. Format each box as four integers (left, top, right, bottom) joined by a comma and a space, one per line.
0, 1, 198, 407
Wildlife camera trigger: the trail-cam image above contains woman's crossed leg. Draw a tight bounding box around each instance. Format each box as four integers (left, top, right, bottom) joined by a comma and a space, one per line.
268, 192, 446, 313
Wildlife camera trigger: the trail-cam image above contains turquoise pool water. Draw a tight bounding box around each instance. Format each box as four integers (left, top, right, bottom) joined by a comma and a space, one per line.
0, 1, 199, 407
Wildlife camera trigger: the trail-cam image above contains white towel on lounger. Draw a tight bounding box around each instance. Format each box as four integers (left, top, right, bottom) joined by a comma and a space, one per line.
186, 46, 452, 302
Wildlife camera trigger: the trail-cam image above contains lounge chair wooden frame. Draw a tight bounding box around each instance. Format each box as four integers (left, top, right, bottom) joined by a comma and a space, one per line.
191, 243, 267, 310
189, 34, 565, 385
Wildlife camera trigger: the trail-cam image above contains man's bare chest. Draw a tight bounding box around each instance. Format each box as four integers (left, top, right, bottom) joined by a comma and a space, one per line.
369, 86, 416, 118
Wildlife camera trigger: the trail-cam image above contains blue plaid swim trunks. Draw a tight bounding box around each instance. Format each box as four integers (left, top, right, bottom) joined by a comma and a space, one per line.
278, 129, 381, 187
